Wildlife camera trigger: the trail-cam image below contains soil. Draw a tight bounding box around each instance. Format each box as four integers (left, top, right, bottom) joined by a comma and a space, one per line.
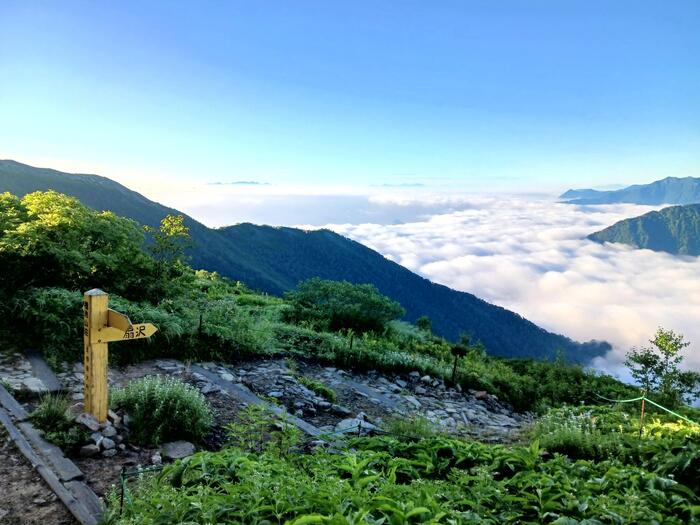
72, 446, 156, 499
0, 428, 76, 525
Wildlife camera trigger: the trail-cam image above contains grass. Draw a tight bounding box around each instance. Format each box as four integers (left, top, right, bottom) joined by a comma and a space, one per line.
29, 394, 89, 453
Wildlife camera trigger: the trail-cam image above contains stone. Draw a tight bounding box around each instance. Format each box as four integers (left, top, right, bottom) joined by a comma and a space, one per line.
409, 371, 421, 378
331, 404, 352, 417
161, 440, 195, 460
474, 390, 488, 400
102, 449, 117, 458
76, 413, 100, 432
334, 418, 377, 435
267, 391, 283, 398
420, 375, 432, 384
71, 392, 84, 401
108, 409, 121, 425
220, 373, 234, 382
101, 425, 117, 437
404, 395, 422, 409
151, 452, 162, 465
79, 444, 100, 457
101, 437, 116, 450
414, 386, 427, 395
69, 402, 85, 417
73, 362, 84, 373
122, 414, 131, 427
90, 432, 104, 447
200, 383, 219, 395
389, 384, 402, 393
21, 377, 47, 393
316, 400, 331, 410
395, 379, 407, 388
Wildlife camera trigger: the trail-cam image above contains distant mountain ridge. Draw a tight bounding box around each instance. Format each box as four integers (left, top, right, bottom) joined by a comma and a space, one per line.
561, 177, 700, 205
589, 203, 700, 256
0, 159, 610, 361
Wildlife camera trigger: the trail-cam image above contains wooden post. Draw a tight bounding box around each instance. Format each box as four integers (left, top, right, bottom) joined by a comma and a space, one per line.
83, 289, 158, 422
83, 289, 109, 422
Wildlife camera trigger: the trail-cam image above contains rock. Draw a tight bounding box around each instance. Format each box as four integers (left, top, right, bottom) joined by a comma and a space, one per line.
267, 391, 283, 398
389, 384, 402, 393
404, 395, 422, 409
200, 383, 219, 395
73, 362, 84, 373
331, 404, 352, 417
395, 379, 407, 388
420, 375, 432, 384
101, 425, 117, 437
108, 410, 121, 425
21, 377, 47, 393
409, 371, 421, 378
71, 392, 84, 401
122, 414, 131, 427
150, 452, 162, 465
118, 444, 126, 451
220, 373, 234, 382
102, 449, 117, 458
414, 386, 427, 395
334, 418, 377, 435
69, 402, 85, 417
474, 390, 488, 400
161, 440, 195, 460
76, 413, 100, 432
79, 444, 100, 457
101, 437, 116, 450
90, 432, 103, 447
316, 401, 332, 409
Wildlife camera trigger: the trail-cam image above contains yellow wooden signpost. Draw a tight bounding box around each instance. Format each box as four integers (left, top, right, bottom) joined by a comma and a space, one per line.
83, 289, 157, 422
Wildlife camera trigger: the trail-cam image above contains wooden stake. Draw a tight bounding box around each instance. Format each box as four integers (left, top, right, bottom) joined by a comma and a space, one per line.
83, 289, 109, 422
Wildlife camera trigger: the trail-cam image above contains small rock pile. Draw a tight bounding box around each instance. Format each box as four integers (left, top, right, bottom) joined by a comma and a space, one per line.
73, 408, 128, 458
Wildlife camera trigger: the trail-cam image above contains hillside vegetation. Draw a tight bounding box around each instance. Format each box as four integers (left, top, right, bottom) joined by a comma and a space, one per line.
2, 189, 699, 523
589, 203, 700, 256
0, 159, 610, 361
561, 176, 700, 205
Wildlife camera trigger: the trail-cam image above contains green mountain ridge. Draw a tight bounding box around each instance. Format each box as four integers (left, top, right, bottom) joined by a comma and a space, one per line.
0, 159, 610, 361
589, 203, 700, 256
561, 176, 700, 205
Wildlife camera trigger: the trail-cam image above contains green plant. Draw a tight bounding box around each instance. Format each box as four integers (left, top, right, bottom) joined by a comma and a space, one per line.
297, 375, 337, 403
29, 394, 89, 453
626, 327, 700, 406
110, 376, 212, 445
30, 393, 72, 430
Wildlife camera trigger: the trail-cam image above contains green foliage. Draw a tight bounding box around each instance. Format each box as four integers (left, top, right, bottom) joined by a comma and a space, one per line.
29, 394, 89, 454
297, 375, 337, 403
285, 278, 406, 334
110, 376, 213, 445
105, 434, 699, 524
625, 327, 700, 406
225, 405, 301, 457
383, 414, 442, 441
415, 315, 432, 333
0, 191, 163, 300
533, 405, 700, 492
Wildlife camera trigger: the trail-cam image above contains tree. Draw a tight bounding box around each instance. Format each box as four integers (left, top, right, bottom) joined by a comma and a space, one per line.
0, 191, 155, 299
625, 328, 700, 406
285, 278, 406, 334
416, 315, 432, 333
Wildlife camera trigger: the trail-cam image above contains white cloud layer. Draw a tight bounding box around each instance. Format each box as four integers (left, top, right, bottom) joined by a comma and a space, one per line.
320, 196, 700, 376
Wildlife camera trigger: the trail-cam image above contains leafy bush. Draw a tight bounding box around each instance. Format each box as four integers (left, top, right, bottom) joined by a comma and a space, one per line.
110, 376, 212, 445
284, 278, 405, 333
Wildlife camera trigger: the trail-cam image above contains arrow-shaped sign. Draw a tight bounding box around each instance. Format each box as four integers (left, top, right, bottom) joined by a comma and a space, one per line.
121, 323, 158, 340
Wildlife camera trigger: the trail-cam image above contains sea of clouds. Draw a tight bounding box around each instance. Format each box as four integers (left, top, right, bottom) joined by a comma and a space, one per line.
165, 185, 700, 378
317, 195, 700, 377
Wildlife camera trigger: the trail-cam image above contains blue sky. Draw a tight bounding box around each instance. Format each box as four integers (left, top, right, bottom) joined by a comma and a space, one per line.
1, 1, 698, 192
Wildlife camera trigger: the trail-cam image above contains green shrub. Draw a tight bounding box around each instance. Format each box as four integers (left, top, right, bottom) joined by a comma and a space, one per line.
29, 394, 89, 453
110, 376, 213, 445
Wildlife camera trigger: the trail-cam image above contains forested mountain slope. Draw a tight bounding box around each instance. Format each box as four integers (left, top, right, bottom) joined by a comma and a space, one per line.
589, 203, 700, 256
561, 176, 700, 205
0, 159, 609, 360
